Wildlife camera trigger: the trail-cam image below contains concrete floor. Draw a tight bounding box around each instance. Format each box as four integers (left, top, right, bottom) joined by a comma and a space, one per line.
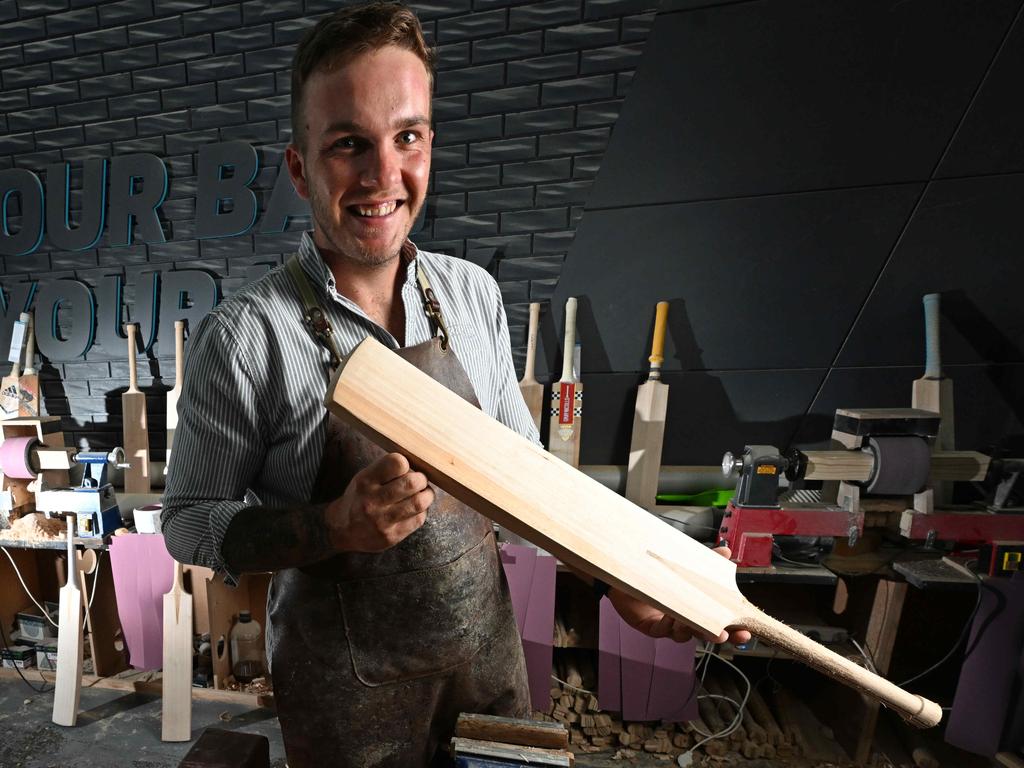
0, 676, 286, 768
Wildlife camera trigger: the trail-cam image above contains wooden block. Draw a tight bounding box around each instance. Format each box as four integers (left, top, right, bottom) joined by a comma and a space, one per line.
178, 728, 269, 768
455, 712, 568, 750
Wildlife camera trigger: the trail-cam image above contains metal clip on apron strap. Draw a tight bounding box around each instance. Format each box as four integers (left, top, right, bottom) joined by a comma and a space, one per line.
285, 252, 452, 368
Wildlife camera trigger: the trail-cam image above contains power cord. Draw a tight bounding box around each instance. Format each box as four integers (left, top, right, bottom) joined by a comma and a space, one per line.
678, 647, 752, 766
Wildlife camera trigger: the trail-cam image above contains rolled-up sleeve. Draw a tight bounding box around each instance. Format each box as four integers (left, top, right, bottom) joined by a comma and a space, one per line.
161, 311, 269, 584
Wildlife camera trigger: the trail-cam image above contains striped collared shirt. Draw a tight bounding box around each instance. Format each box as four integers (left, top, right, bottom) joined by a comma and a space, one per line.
161, 231, 539, 581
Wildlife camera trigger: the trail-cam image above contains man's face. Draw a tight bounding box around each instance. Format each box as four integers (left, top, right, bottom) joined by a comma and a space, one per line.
286, 45, 433, 268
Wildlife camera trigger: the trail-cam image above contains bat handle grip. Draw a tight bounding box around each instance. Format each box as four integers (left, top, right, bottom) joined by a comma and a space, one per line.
23, 311, 36, 375
126, 323, 139, 391
740, 607, 941, 728
923, 293, 941, 379
649, 301, 669, 374
561, 297, 578, 381
523, 303, 540, 383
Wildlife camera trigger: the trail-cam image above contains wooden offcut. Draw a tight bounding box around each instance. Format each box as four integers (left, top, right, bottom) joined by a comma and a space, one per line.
122, 323, 150, 493
162, 560, 193, 742
518, 302, 544, 432
625, 301, 669, 509
52, 516, 83, 727
325, 337, 942, 729
456, 712, 568, 750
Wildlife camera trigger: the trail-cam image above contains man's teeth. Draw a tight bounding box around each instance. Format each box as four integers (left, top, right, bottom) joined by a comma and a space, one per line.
355, 201, 397, 217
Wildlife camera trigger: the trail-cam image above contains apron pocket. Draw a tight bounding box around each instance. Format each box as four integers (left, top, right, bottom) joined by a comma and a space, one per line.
337, 531, 504, 687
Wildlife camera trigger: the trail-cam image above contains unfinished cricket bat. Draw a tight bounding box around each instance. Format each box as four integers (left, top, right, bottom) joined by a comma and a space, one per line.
165, 320, 186, 471
123, 323, 151, 493
18, 311, 38, 418
52, 516, 83, 727
162, 560, 193, 741
0, 313, 27, 418
518, 302, 544, 432
547, 297, 581, 467
325, 338, 942, 728
625, 301, 670, 509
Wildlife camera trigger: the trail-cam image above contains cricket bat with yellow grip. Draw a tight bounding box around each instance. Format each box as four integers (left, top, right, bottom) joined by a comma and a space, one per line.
518, 302, 544, 433
625, 301, 670, 509
324, 337, 943, 729
122, 323, 151, 493
547, 297, 581, 467
52, 516, 83, 727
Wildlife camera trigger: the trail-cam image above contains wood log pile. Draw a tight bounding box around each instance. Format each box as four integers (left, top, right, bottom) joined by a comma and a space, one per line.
532, 654, 806, 761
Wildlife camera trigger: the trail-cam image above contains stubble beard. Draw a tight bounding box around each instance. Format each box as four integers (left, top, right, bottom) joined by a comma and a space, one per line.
309, 187, 423, 270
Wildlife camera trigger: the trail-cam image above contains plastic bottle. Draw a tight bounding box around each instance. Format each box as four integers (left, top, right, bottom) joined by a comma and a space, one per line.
229, 610, 264, 683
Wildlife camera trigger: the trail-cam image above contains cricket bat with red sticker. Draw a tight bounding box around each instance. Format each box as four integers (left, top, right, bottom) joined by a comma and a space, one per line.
518, 302, 544, 432
625, 301, 670, 509
548, 297, 581, 467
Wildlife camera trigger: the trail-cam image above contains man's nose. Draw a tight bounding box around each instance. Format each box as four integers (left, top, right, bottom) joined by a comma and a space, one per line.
360, 144, 402, 189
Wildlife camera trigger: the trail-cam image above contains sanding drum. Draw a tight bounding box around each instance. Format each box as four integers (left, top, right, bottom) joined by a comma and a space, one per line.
864, 436, 932, 495
0, 436, 41, 479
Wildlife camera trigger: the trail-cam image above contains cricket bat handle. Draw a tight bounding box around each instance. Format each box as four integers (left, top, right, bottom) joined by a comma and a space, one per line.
24, 312, 36, 374
649, 301, 669, 377
126, 323, 139, 391
174, 320, 185, 387
561, 297, 577, 381
65, 516, 78, 590
523, 303, 540, 383
741, 607, 941, 728
923, 293, 941, 379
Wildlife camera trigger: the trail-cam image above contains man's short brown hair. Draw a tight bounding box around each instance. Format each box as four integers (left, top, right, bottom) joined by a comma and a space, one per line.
290, 1, 435, 150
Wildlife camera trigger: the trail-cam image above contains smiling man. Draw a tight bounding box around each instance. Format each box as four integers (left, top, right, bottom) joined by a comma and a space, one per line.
162, 3, 745, 766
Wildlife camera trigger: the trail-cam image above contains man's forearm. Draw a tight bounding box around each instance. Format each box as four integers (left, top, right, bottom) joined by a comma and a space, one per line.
221, 503, 336, 573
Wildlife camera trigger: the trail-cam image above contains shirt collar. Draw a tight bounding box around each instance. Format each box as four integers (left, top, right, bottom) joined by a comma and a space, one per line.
297, 231, 423, 297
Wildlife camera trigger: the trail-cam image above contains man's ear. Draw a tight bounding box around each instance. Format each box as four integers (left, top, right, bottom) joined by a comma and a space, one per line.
285, 144, 310, 200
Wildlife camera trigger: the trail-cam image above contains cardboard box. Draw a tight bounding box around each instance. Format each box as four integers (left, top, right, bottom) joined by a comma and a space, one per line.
1, 645, 36, 669
17, 611, 55, 641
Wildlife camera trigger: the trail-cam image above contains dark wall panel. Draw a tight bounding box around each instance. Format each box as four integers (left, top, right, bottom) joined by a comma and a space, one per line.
588, 0, 1019, 208
938, 9, 1024, 178
545, 183, 921, 376
837, 174, 1024, 367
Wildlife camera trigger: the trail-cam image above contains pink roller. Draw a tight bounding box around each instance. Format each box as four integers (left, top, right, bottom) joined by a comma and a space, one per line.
0, 436, 39, 479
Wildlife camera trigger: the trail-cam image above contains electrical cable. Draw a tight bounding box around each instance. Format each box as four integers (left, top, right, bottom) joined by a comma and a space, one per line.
0, 546, 59, 628
896, 565, 984, 687
549, 673, 593, 695
679, 647, 752, 765
0, 609, 51, 694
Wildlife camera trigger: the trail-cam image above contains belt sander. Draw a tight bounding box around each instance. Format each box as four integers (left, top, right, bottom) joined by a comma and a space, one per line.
718, 408, 1022, 568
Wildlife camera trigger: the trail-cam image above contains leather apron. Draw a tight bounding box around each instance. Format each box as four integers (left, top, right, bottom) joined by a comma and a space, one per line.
268, 256, 530, 768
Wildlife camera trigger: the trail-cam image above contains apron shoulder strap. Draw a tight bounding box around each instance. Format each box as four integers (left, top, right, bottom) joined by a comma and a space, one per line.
286, 254, 344, 370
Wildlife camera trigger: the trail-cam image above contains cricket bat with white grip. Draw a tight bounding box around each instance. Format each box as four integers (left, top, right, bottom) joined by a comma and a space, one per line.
324, 337, 943, 729
165, 320, 186, 471
18, 311, 38, 417
0, 313, 27, 418
52, 516, 83, 727
625, 301, 670, 509
547, 297, 581, 467
161, 560, 193, 741
912, 293, 955, 504
122, 323, 151, 493
518, 302, 544, 432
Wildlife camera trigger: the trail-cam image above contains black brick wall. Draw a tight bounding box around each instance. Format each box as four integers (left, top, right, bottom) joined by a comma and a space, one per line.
0, 0, 656, 455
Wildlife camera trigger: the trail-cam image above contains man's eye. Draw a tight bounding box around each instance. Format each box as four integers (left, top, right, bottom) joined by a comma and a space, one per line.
333, 137, 357, 150
398, 131, 419, 145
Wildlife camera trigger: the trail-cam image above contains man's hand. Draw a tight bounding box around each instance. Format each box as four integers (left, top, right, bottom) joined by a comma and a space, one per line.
325, 453, 434, 552
606, 546, 753, 646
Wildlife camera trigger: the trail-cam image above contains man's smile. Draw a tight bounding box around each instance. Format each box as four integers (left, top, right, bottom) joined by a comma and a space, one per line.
348, 199, 404, 219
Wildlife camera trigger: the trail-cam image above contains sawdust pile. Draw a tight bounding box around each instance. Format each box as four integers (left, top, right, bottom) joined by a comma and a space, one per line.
3, 513, 65, 541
